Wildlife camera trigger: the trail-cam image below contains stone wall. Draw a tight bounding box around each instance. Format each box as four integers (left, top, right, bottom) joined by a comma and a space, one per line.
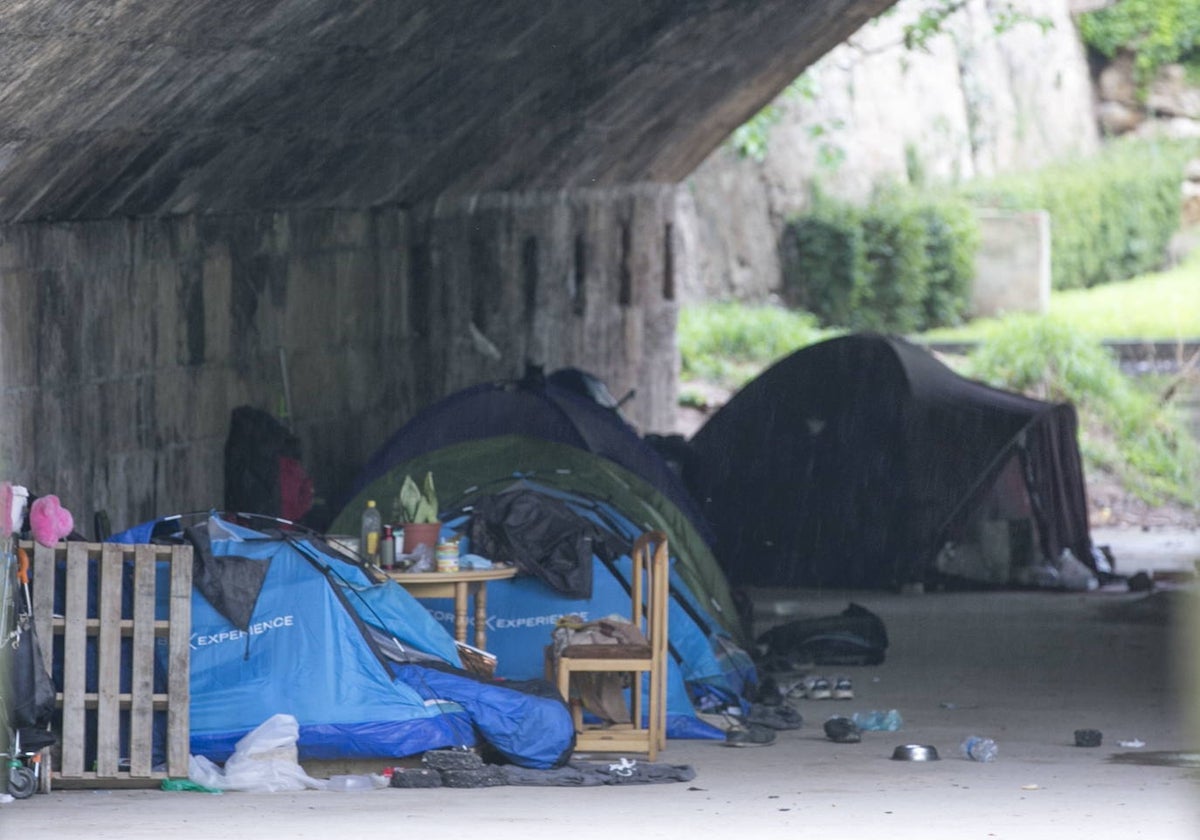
684, 0, 1100, 303
1097, 52, 1200, 140
0, 186, 684, 533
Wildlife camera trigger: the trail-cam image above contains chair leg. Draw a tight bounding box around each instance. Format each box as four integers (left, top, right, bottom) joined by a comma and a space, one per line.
556, 658, 578, 733
631, 670, 643, 734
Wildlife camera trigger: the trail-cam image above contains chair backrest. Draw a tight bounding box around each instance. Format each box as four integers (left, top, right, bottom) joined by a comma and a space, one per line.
630, 531, 669, 659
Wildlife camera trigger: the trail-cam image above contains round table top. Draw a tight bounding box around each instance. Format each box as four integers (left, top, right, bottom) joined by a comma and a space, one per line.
384, 565, 518, 583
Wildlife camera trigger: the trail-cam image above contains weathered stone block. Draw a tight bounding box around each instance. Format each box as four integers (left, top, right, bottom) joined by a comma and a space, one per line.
971, 210, 1051, 318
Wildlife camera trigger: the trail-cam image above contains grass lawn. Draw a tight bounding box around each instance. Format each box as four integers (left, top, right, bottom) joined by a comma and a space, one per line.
920, 247, 1200, 342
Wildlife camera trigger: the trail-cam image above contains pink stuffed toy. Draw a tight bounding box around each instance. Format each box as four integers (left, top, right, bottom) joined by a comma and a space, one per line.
30, 494, 74, 547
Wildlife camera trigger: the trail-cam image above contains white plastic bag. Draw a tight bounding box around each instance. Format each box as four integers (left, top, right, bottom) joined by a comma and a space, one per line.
188, 714, 327, 792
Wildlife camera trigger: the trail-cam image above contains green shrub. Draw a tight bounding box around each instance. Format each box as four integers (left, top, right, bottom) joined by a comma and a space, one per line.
921, 198, 980, 328
781, 186, 979, 332
780, 194, 867, 327
963, 138, 1194, 290
858, 188, 931, 332
966, 316, 1200, 507
1078, 0, 1200, 88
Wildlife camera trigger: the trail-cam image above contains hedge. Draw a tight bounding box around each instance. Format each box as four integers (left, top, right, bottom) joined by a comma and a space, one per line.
780, 186, 978, 333
961, 138, 1194, 290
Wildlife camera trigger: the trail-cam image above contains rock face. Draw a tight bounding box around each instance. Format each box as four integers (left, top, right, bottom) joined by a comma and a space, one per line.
1098, 50, 1200, 136
682, 0, 1100, 303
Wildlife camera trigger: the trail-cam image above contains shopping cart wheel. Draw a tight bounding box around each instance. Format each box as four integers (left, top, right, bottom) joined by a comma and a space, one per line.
8, 765, 36, 799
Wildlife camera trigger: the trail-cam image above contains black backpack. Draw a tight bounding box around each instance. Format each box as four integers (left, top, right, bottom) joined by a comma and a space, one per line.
756, 602, 889, 667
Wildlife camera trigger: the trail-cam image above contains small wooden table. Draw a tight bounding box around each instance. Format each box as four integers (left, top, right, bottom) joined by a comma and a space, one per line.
385, 566, 517, 649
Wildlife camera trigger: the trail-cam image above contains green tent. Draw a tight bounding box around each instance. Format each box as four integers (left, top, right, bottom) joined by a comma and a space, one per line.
331, 434, 743, 641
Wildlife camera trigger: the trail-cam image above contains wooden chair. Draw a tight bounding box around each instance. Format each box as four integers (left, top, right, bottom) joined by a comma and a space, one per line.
554, 531, 669, 760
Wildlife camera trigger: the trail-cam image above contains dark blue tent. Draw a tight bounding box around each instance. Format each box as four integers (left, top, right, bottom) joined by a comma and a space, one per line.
330, 370, 714, 548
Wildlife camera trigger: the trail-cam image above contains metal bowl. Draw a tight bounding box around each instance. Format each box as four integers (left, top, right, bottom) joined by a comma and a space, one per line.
891, 744, 940, 761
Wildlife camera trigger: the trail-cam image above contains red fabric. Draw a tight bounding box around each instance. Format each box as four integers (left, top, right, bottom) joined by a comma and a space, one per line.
278, 456, 315, 522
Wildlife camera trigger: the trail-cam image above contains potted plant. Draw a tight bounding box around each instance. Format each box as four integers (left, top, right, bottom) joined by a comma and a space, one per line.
395, 472, 441, 554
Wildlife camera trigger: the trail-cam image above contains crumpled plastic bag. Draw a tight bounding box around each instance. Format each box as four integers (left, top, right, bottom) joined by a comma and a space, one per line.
188, 714, 328, 792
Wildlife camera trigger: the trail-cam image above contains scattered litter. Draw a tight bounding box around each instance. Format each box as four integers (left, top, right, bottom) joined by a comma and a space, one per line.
960, 735, 998, 763
1117, 739, 1146, 749
325, 774, 387, 792
1021, 784, 1041, 791
188, 714, 328, 792
0, 794, 13, 805
160, 778, 223, 794
608, 758, 637, 776
852, 709, 903, 731
823, 716, 862, 744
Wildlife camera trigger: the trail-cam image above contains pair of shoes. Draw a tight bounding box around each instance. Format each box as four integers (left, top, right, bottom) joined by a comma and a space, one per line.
803, 676, 831, 699
801, 675, 854, 700
723, 722, 777, 747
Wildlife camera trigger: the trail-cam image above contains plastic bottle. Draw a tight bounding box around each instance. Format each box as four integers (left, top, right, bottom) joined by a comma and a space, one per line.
380, 525, 396, 570
960, 735, 998, 762
360, 500, 382, 565
325, 774, 377, 792
852, 709, 903, 731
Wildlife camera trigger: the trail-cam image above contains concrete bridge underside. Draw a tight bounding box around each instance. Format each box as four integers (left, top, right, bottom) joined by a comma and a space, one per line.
0, 1, 894, 532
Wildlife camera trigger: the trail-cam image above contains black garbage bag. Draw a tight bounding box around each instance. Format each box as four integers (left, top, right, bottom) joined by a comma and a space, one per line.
11, 618, 56, 729
467, 487, 625, 599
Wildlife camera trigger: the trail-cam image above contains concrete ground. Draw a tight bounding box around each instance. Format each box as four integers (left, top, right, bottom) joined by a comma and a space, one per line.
2, 531, 1197, 839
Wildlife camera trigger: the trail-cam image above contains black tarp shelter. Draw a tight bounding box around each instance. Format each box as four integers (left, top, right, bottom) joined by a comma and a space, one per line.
683, 333, 1093, 589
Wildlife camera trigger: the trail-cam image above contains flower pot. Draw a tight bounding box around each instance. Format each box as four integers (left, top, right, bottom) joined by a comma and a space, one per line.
401, 522, 441, 554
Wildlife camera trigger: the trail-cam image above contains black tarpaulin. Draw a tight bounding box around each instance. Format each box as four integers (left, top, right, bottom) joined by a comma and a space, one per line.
467, 485, 627, 599
186, 523, 270, 632
684, 332, 1093, 589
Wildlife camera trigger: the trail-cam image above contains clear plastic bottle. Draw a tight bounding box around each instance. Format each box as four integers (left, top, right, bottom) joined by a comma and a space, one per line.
960, 735, 998, 762
852, 709, 903, 731
360, 500, 382, 565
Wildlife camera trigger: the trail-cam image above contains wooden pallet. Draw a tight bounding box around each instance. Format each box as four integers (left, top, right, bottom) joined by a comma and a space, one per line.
24, 540, 192, 786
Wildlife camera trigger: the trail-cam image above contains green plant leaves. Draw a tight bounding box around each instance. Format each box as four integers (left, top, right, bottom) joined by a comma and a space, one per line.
398, 472, 438, 523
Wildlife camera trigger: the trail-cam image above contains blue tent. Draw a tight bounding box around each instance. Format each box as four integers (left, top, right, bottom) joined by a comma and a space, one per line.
428, 528, 749, 740
108, 515, 574, 768
334, 442, 757, 741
